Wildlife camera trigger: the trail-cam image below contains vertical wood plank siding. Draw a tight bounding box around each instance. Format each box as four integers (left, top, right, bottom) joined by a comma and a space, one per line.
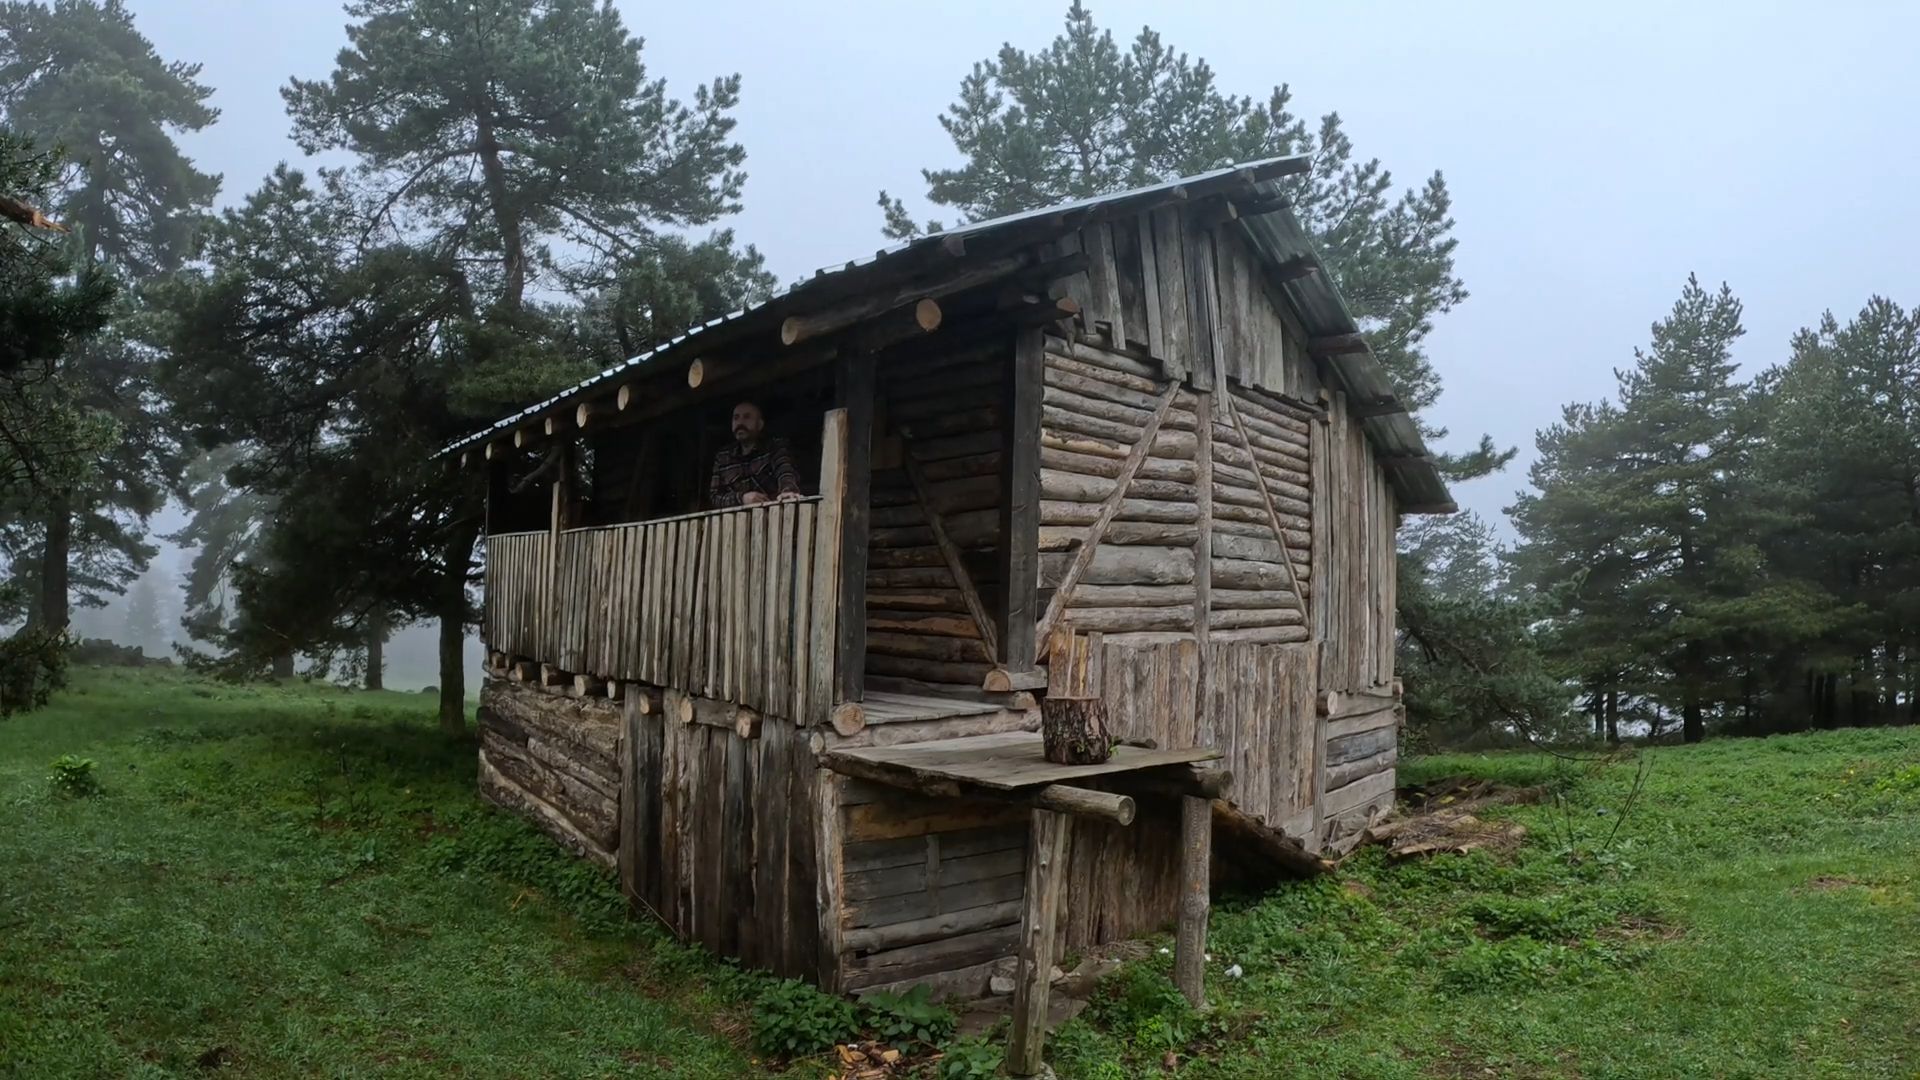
482, 497, 829, 722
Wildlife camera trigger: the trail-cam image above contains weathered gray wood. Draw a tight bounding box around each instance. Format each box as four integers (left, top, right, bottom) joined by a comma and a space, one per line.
1322, 768, 1396, 819
1327, 724, 1397, 766
1036, 381, 1182, 650
1175, 794, 1210, 1009
842, 900, 1025, 954
1008, 809, 1069, 1077
809, 410, 850, 725
846, 872, 1025, 930
838, 354, 875, 706
1001, 329, 1042, 669
1324, 746, 1397, 791
829, 730, 1218, 792
1150, 206, 1192, 382
900, 435, 999, 663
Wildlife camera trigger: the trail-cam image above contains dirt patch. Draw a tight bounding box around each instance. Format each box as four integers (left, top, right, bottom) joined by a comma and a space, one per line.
1805, 875, 1863, 892
1363, 777, 1545, 860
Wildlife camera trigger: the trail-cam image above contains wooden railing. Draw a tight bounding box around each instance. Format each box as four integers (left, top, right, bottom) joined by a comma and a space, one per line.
486, 497, 831, 722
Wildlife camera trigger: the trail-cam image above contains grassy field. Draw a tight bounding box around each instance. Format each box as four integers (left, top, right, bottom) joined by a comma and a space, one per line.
3, 667, 1917, 1078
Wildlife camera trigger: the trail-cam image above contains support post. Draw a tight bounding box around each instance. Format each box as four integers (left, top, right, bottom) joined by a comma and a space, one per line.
999, 328, 1043, 669
834, 352, 875, 706
1008, 808, 1070, 1076
1175, 794, 1212, 1009
808, 411, 849, 727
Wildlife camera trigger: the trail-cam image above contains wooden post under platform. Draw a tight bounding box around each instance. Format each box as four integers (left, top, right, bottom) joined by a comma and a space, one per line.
1008, 807, 1070, 1077
1175, 794, 1212, 1009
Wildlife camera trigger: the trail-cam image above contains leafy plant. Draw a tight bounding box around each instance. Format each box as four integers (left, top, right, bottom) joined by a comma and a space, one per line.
859, 984, 956, 1047
934, 1035, 1003, 1080
751, 978, 858, 1059
47, 754, 100, 798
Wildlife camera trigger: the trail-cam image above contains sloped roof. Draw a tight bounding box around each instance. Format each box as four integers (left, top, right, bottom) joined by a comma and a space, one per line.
443, 155, 1452, 513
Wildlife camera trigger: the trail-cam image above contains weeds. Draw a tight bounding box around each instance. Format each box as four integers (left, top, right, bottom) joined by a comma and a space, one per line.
46, 753, 99, 798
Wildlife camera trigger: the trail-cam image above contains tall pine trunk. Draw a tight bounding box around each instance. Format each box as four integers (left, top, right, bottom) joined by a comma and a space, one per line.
37, 495, 71, 632
272, 651, 294, 679
1605, 689, 1620, 745
366, 614, 385, 692
1681, 698, 1704, 743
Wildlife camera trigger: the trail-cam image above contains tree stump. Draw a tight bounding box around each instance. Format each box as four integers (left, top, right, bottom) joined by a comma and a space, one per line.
1040, 696, 1112, 765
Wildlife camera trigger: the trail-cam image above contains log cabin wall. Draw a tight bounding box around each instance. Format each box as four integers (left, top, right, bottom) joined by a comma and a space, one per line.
1310, 386, 1402, 852
477, 679, 826, 978
1036, 205, 1404, 898
477, 679, 622, 867
831, 779, 1029, 998
865, 341, 1010, 693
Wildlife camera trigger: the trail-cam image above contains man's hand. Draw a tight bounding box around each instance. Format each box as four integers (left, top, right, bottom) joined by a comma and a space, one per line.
776, 490, 802, 502
741, 491, 769, 506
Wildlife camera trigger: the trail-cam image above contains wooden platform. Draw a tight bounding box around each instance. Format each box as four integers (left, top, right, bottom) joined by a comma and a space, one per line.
829, 730, 1219, 790
859, 691, 1004, 726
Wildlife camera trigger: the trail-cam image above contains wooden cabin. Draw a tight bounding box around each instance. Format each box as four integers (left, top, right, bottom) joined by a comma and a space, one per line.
447, 155, 1453, 1020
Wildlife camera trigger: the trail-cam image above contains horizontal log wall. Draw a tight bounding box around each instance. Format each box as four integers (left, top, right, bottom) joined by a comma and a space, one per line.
477, 680, 622, 867
835, 779, 1028, 995
866, 342, 1008, 691
615, 679, 824, 979
484, 497, 824, 721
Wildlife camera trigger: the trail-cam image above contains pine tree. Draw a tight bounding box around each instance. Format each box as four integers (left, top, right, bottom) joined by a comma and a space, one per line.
0, 0, 217, 630
881, 2, 1502, 473
1511, 276, 1831, 741
162, 2, 765, 732
1396, 512, 1572, 744
0, 128, 114, 714
1757, 297, 1920, 726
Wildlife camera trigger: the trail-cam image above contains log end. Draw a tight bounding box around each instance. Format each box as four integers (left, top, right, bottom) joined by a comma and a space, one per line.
617, 383, 635, 411
734, 706, 762, 740
687, 358, 707, 389
831, 702, 865, 737
914, 297, 942, 333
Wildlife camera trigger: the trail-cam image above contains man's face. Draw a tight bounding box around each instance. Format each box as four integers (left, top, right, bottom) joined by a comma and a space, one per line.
731, 402, 765, 445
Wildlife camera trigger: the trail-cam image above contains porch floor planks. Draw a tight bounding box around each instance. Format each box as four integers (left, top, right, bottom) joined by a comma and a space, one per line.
828, 730, 1219, 790
858, 690, 1003, 726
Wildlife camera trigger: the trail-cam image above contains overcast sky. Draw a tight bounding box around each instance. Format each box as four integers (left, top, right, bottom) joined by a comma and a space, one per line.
126, 0, 1920, 530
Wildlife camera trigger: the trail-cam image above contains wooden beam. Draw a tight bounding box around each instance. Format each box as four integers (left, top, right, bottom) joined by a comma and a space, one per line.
1308, 333, 1371, 357
982, 666, 1048, 693
850, 298, 943, 353
781, 255, 1027, 346
999, 328, 1043, 669
1008, 809, 1070, 1076
574, 399, 612, 430
1035, 382, 1181, 652
1351, 395, 1404, 419
899, 429, 998, 664
835, 353, 875, 705
1267, 254, 1319, 282
820, 751, 1136, 825
1175, 795, 1211, 1009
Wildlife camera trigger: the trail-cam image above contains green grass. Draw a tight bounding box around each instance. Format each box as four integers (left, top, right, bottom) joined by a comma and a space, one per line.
0, 667, 769, 1079
4, 668, 1918, 1078
1051, 732, 1920, 1079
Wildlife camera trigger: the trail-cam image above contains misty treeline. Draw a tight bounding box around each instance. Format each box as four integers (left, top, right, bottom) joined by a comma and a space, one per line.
1421, 277, 1920, 745
4, 3, 1892, 746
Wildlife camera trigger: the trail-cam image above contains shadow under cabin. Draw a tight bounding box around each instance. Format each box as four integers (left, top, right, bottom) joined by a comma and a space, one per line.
445, 154, 1453, 1070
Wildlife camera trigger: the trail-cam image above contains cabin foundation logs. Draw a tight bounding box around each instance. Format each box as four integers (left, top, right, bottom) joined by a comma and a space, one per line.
477, 678, 621, 867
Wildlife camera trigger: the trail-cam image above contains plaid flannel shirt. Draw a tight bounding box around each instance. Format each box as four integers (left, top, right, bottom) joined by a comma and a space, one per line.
707, 436, 802, 508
